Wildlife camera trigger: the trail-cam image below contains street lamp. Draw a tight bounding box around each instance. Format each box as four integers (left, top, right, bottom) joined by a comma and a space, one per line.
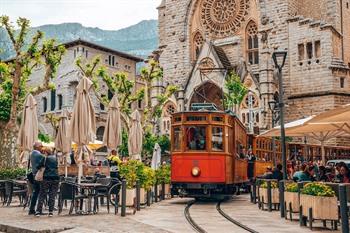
268, 100, 279, 166
272, 50, 288, 181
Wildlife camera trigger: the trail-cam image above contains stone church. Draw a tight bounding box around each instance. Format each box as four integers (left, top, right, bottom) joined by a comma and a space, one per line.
155, 0, 350, 135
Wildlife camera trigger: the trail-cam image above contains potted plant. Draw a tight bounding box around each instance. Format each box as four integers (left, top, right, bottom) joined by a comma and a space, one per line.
259, 181, 279, 205
119, 160, 139, 206
284, 183, 299, 213
162, 165, 171, 196
141, 166, 155, 204
300, 183, 338, 221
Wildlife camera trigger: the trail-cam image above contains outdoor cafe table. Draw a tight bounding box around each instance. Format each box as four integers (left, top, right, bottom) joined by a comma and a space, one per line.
77, 183, 102, 214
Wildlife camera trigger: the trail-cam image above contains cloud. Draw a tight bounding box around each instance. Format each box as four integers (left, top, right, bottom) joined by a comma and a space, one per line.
1, 0, 162, 30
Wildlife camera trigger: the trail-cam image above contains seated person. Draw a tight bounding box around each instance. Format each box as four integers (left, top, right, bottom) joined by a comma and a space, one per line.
262, 166, 274, 179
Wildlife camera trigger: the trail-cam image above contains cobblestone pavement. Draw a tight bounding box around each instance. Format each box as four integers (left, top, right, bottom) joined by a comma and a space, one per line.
0, 195, 341, 233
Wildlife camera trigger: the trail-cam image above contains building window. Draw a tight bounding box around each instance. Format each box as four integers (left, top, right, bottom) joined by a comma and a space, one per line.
74, 50, 76, 58
77, 47, 79, 52
242, 113, 246, 123
108, 89, 113, 100
298, 44, 305, 60
108, 55, 115, 66
166, 104, 176, 115
58, 94, 63, 110
86, 50, 88, 58
306, 42, 313, 59
138, 99, 142, 109
82, 47, 85, 53
100, 95, 106, 111
193, 32, 204, 60
315, 41, 321, 58
42, 97, 47, 113
246, 21, 259, 65
340, 77, 345, 88
50, 90, 56, 111
96, 126, 105, 141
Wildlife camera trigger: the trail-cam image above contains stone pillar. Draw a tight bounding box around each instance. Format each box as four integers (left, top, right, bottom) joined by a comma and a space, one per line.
177, 89, 185, 112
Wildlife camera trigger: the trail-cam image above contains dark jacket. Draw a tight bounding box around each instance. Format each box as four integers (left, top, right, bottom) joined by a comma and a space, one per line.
30, 150, 44, 175
272, 169, 283, 181
37, 155, 59, 181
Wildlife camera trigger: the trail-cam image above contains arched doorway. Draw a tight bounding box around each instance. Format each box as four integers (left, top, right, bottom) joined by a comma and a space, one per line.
96, 126, 107, 154
189, 82, 224, 110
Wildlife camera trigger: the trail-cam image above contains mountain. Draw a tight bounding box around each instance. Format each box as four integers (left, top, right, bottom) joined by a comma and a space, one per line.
0, 20, 158, 60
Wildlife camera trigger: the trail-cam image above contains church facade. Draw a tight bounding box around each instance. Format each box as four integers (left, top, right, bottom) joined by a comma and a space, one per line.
156, 0, 350, 136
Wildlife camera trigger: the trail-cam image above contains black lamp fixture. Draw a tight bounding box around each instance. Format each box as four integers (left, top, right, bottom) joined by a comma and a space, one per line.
268, 100, 278, 112
272, 50, 288, 71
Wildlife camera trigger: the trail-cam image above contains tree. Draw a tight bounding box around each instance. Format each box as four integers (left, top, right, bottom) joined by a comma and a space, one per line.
75, 57, 177, 158
224, 72, 248, 112
0, 16, 65, 167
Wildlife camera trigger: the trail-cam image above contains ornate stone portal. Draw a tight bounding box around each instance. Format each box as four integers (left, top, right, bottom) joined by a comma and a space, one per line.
200, 0, 250, 38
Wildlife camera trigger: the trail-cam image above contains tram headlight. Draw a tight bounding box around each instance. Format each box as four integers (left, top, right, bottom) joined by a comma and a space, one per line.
191, 167, 201, 177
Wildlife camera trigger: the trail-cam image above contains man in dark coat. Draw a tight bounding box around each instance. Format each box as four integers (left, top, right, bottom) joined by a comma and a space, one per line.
28, 142, 44, 215
272, 164, 284, 181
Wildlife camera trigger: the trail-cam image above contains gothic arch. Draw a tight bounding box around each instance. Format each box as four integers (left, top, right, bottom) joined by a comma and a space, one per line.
188, 81, 224, 110
192, 31, 205, 61
246, 20, 259, 65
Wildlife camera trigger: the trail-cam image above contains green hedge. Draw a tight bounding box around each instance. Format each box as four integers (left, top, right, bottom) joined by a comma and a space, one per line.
0, 168, 26, 180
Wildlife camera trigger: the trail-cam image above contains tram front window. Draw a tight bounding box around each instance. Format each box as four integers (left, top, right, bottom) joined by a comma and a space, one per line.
186, 126, 206, 150
212, 127, 223, 151
173, 127, 182, 151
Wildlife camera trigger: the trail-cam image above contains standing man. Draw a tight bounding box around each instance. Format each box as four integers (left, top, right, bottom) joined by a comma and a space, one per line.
28, 142, 44, 215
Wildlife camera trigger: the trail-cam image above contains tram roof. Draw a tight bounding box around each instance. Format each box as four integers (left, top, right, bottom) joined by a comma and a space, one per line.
173, 110, 238, 116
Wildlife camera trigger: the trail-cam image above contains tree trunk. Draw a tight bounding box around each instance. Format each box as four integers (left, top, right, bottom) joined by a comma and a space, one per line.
0, 123, 18, 168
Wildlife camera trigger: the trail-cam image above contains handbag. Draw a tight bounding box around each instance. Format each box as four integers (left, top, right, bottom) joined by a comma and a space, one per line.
35, 157, 47, 182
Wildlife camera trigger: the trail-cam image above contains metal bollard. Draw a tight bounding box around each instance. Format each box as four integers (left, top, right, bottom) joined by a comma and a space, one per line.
154, 184, 158, 203
267, 180, 272, 212
121, 179, 127, 217
339, 185, 349, 233
279, 180, 285, 218
161, 182, 166, 200
136, 180, 141, 211
253, 180, 257, 204
147, 190, 151, 207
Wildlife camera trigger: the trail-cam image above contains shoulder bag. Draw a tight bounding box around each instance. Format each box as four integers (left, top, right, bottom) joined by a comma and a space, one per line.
35, 157, 47, 182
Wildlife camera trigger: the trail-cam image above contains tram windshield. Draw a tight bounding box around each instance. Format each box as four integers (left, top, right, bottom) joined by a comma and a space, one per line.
186, 126, 207, 150
212, 127, 223, 151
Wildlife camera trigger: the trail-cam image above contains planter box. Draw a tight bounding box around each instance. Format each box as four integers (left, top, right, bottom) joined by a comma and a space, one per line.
119, 188, 136, 206
259, 188, 279, 204
284, 192, 299, 213
164, 184, 171, 196
300, 194, 338, 220
140, 188, 146, 204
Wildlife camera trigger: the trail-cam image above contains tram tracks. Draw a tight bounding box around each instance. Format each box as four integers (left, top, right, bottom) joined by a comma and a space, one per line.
184, 199, 259, 233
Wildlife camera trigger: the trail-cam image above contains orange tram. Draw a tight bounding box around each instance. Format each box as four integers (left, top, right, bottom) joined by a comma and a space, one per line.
170, 111, 350, 198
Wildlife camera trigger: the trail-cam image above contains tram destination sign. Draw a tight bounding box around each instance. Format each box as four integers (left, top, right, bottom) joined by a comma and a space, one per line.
191, 103, 218, 111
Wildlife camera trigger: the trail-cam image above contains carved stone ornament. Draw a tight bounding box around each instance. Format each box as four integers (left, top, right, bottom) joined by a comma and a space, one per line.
199, 57, 215, 74
200, 0, 250, 38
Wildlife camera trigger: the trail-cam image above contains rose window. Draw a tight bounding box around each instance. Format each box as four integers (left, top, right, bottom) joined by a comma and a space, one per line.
201, 0, 250, 38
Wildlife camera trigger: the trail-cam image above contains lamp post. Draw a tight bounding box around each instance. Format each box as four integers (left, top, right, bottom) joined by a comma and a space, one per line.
272, 51, 288, 180
268, 100, 279, 166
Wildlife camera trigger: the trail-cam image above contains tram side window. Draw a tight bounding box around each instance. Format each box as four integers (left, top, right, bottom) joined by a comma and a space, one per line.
212, 127, 223, 151
186, 126, 206, 150
173, 127, 182, 151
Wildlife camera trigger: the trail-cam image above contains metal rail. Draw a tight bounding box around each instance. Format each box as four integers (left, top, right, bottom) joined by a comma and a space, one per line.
216, 201, 259, 233
184, 200, 207, 233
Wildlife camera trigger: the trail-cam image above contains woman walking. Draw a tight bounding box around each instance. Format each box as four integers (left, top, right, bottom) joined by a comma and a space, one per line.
35, 147, 60, 217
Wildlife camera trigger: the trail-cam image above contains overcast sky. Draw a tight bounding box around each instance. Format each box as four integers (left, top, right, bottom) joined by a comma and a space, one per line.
1, 0, 162, 30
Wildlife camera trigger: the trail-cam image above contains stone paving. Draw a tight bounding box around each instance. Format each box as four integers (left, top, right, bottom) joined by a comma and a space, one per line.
0, 195, 342, 233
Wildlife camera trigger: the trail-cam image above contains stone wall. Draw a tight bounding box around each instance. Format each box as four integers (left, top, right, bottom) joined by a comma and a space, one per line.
157, 0, 350, 138
27, 42, 139, 137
